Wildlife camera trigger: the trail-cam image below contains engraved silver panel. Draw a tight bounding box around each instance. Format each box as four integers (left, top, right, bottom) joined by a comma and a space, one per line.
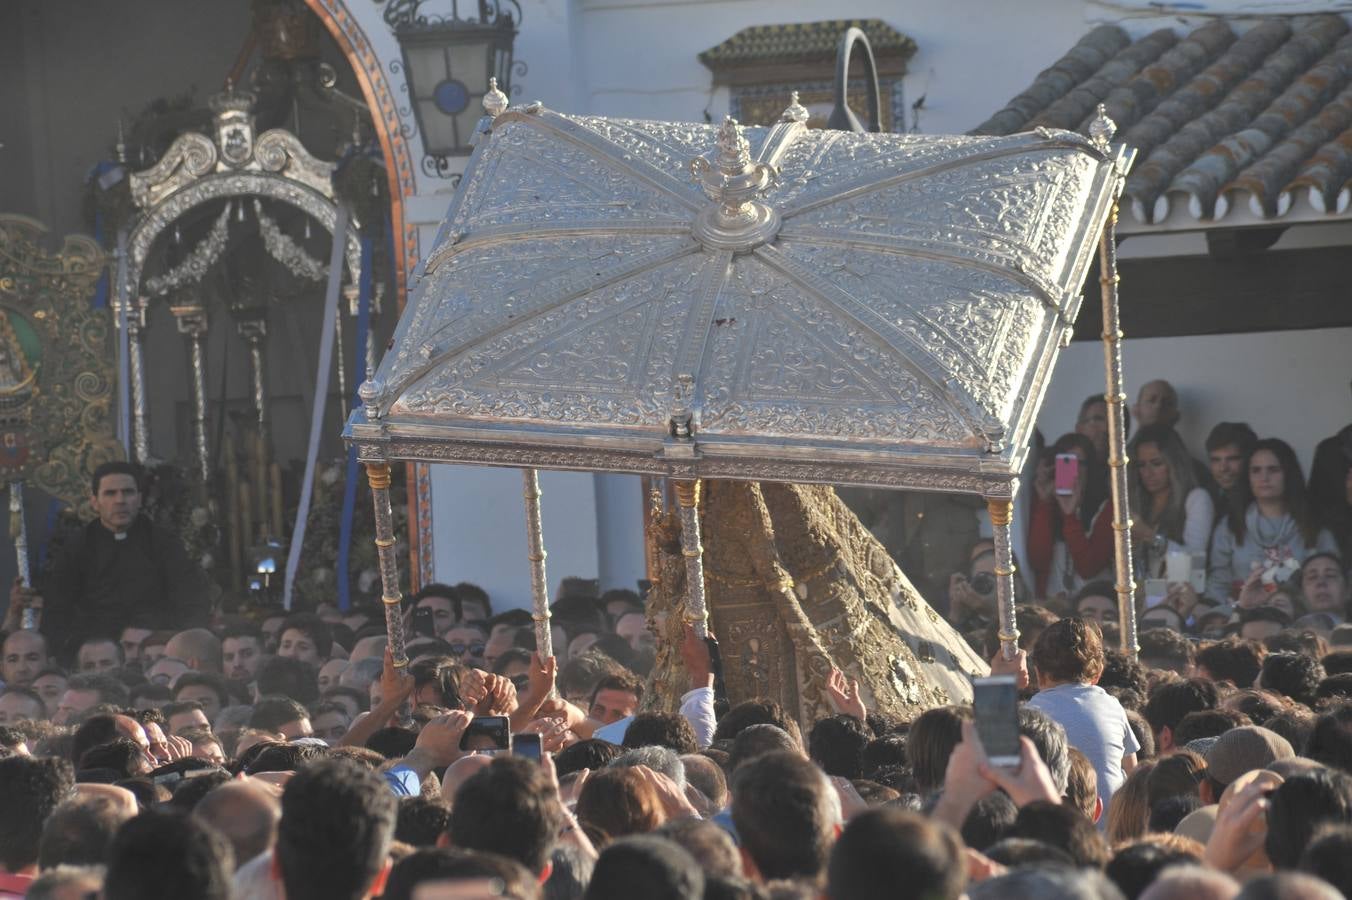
347, 108, 1128, 492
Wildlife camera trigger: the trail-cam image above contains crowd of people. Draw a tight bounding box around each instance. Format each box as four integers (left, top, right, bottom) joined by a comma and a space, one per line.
0, 389, 1347, 899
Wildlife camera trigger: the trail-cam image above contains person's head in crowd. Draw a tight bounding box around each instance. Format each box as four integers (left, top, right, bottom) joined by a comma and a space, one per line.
309, 701, 352, 745
613, 610, 653, 656
0, 756, 75, 877
1316, 673, 1352, 704
277, 613, 332, 667
1031, 616, 1104, 688
623, 712, 698, 756
611, 746, 686, 792
1076, 391, 1108, 459
447, 755, 563, 877
250, 696, 313, 740
1108, 844, 1206, 900
102, 807, 233, 899
1141, 605, 1186, 634
1105, 760, 1156, 845
118, 626, 152, 667
75, 636, 122, 674
1259, 652, 1325, 709
87, 462, 142, 534
411, 583, 464, 637
161, 699, 210, 736
906, 705, 968, 793
1064, 746, 1101, 823
1139, 627, 1196, 677
172, 672, 230, 721
1305, 704, 1352, 772
144, 655, 190, 688
54, 674, 129, 725
192, 779, 279, 868
440, 622, 488, 669
678, 754, 728, 814
1225, 689, 1289, 723
960, 790, 1017, 853
1146, 678, 1219, 753
827, 807, 965, 900
341, 657, 384, 697
1011, 799, 1110, 868
599, 588, 640, 624
394, 795, 450, 848
493, 647, 533, 685
583, 835, 702, 900
575, 766, 664, 845
730, 750, 840, 884
177, 727, 225, 765
1300, 824, 1352, 898
1174, 708, 1251, 747
383, 848, 540, 900
1301, 554, 1349, 619
1265, 706, 1318, 752
162, 628, 222, 674
727, 724, 800, 773
1198, 606, 1238, 641
1137, 865, 1240, 900
260, 612, 287, 654
3, 630, 50, 688
1130, 424, 1200, 544
1231, 438, 1321, 545
317, 659, 348, 693
409, 657, 464, 710
31, 669, 67, 716
37, 788, 134, 869
1146, 750, 1206, 810
656, 818, 740, 880
967, 860, 1124, 899
0, 686, 45, 725
1239, 607, 1294, 643
554, 739, 624, 778
78, 737, 152, 778
981, 836, 1076, 869
1018, 706, 1072, 794
453, 582, 492, 621
712, 698, 803, 748
138, 630, 172, 668
1207, 422, 1259, 495
25, 864, 105, 900
1266, 768, 1352, 869
219, 623, 264, 684
323, 686, 368, 721
1266, 629, 1328, 661
1134, 380, 1180, 429
807, 713, 871, 779
256, 655, 321, 706
589, 671, 643, 726
276, 758, 396, 900
1198, 638, 1266, 689
1199, 725, 1294, 804
1101, 649, 1151, 702
1073, 581, 1119, 629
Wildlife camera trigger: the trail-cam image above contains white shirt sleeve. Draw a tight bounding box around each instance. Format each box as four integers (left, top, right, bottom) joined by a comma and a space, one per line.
679, 686, 716, 750
1169, 487, 1214, 557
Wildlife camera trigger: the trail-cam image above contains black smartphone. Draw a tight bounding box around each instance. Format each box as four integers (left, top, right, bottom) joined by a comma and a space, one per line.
459, 715, 511, 752
512, 732, 542, 764
412, 607, 436, 638
972, 675, 1021, 768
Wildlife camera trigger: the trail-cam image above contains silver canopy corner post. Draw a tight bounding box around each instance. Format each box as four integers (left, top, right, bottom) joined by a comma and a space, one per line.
1090, 104, 1139, 662
987, 498, 1020, 660
9, 481, 34, 629
673, 479, 709, 639
366, 461, 409, 671
521, 468, 553, 659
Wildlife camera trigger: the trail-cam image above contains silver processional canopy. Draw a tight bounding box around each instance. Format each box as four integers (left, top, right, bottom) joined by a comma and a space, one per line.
347, 102, 1129, 498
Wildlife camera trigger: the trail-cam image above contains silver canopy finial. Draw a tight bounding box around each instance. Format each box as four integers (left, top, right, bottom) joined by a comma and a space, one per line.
780, 91, 809, 124
358, 369, 384, 419
688, 118, 780, 251
483, 77, 509, 119
1088, 103, 1116, 153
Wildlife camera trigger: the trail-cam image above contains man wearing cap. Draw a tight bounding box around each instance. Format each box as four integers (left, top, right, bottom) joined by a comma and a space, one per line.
1202, 725, 1294, 804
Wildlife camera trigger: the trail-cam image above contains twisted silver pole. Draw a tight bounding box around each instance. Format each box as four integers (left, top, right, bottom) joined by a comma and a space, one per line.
128, 306, 151, 463
988, 499, 1020, 660
521, 468, 553, 658
673, 479, 709, 639
10, 482, 34, 630
366, 463, 409, 670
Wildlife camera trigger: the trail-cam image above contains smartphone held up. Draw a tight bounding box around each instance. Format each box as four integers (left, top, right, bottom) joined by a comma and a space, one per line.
972, 675, 1021, 770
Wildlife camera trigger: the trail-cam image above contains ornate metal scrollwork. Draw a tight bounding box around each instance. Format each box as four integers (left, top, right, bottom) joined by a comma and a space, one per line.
144, 205, 232, 297
253, 200, 328, 282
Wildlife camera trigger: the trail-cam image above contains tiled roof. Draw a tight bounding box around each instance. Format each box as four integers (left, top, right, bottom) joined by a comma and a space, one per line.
972, 15, 1352, 227
699, 19, 917, 69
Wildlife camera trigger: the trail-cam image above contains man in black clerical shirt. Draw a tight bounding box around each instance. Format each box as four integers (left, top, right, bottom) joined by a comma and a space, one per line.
10, 462, 209, 662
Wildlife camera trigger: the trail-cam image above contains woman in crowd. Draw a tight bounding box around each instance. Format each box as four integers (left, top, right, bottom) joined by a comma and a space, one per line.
1209, 437, 1337, 604
1128, 426, 1214, 614
1027, 434, 1113, 604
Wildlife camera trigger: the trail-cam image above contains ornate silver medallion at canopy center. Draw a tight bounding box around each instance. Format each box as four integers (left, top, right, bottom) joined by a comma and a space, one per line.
347, 106, 1130, 494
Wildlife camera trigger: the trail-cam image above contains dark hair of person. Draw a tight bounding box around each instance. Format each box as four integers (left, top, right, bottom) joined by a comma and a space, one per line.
77, 738, 145, 779
408, 656, 466, 711
547, 843, 596, 900
1259, 652, 1326, 709
906, 706, 968, 793
448, 755, 563, 875
278, 613, 333, 659
575, 766, 664, 846
249, 696, 311, 733
452, 582, 491, 616
1010, 799, 1109, 868
554, 738, 623, 778
1240, 606, 1294, 631
1146, 750, 1206, 812
1099, 647, 1150, 696
275, 759, 398, 900
1149, 794, 1203, 832
589, 635, 637, 671
806, 713, 871, 780
727, 724, 799, 773
1229, 438, 1320, 545
861, 733, 908, 778
69, 714, 124, 767
366, 726, 418, 760
1206, 421, 1258, 455
91, 461, 143, 496
1032, 617, 1105, 684
981, 837, 1075, 869
1173, 708, 1251, 746
960, 791, 1017, 853
38, 794, 127, 869
1306, 704, 1352, 772
244, 741, 329, 775
1267, 630, 1329, 661
1265, 768, 1352, 869
1299, 824, 1352, 898
1129, 425, 1200, 545
1197, 638, 1267, 689
620, 711, 697, 755
1317, 673, 1352, 704
1105, 841, 1200, 900
828, 807, 966, 900
131, 683, 173, 707
1145, 678, 1219, 735
1138, 628, 1197, 670
410, 582, 461, 617
488, 609, 533, 631
711, 698, 801, 746
583, 835, 703, 900
166, 768, 232, 811
384, 847, 539, 900
1264, 707, 1317, 752
655, 817, 740, 880
323, 685, 370, 714
1324, 650, 1352, 678
103, 808, 233, 900
730, 750, 837, 882
589, 671, 645, 709
221, 621, 264, 643
395, 796, 451, 848
1063, 747, 1099, 823
65, 673, 130, 708
254, 656, 320, 705
1226, 689, 1288, 724
173, 672, 232, 708
1018, 706, 1071, 794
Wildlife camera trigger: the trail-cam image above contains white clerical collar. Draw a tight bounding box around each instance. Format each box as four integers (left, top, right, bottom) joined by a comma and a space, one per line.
114, 531, 128, 541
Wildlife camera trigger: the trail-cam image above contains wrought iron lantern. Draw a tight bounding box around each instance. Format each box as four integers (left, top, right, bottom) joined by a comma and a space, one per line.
384, 0, 520, 174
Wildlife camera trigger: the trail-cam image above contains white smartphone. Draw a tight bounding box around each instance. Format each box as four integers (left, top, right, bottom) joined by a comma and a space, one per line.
972, 675, 1021, 769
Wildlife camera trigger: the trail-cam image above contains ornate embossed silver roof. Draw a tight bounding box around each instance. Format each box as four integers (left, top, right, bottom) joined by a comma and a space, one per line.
347, 106, 1129, 495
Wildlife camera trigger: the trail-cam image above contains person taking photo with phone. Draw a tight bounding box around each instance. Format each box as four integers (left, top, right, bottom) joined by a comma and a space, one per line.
1027, 433, 1114, 605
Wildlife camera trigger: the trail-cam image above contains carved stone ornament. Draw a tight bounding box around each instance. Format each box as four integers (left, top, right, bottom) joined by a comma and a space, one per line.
0, 215, 124, 505
346, 106, 1130, 493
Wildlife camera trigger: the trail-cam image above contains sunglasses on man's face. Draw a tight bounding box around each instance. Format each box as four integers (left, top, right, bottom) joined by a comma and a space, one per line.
449, 643, 486, 658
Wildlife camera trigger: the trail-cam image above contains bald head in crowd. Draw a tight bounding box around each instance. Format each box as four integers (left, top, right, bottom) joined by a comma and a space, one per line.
193, 780, 280, 868
165, 629, 223, 673
1140, 866, 1240, 900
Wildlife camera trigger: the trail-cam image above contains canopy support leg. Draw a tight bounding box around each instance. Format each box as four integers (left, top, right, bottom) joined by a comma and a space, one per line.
9, 481, 34, 630
1098, 201, 1139, 661
987, 498, 1020, 660
674, 479, 709, 638
522, 468, 553, 658
128, 305, 151, 463
366, 462, 409, 671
